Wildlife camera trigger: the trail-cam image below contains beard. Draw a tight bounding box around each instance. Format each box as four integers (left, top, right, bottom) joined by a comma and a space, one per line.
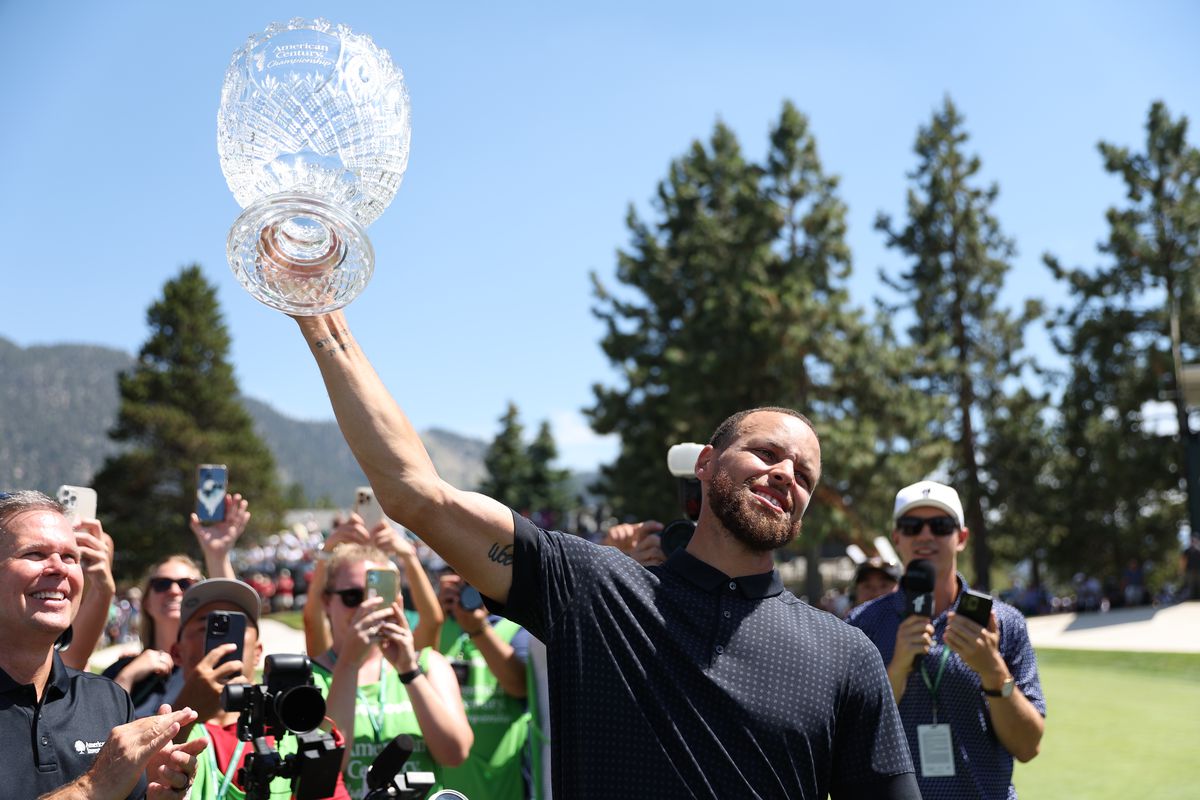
708, 466, 802, 553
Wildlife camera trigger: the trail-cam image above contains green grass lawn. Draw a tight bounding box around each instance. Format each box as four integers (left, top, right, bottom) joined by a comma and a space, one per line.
1014, 648, 1200, 799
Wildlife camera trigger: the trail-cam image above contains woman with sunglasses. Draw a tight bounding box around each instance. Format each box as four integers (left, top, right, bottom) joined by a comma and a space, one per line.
311, 543, 472, 799
101, 493, 250, 718
303, 512, 443, 656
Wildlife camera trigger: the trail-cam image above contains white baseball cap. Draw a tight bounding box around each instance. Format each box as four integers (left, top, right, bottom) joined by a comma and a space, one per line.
893, 480, 965, 528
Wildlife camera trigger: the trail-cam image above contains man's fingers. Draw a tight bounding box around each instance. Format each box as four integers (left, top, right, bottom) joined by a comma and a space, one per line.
635, 520, 665, 536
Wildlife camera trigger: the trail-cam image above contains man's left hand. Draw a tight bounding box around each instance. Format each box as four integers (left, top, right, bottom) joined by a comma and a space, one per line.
945, 610, 1007, 682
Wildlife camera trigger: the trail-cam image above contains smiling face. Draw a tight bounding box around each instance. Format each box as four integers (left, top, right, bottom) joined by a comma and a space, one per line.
144, 558, 203, 628
891, 505, 969, 581
0, 509, 84, 642
696, 411, 821, 553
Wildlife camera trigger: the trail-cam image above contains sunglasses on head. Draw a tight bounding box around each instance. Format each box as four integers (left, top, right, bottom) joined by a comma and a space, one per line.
326, 587, 366, 607
148, 576, 198, 593
896, 515, 959, 537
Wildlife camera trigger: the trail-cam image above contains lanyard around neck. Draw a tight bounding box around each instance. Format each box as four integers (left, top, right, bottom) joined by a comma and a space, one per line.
201, 726, 246, 800
327, 648, 390, 741
919, 645, 952, 723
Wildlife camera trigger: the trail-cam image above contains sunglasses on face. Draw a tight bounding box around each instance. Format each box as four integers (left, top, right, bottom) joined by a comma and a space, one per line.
896, 516, 959, 537
148, 576, 198, 593
326, 587, 366, 608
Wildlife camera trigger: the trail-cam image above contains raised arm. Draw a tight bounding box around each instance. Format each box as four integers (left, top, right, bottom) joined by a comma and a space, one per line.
294, 312, 516, 603
61, 520, 116, 670
369, 522, 444, 649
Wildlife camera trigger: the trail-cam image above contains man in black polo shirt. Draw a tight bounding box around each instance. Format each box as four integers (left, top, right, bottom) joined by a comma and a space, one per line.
0, 491, 205, 799
289, 310, 919, 798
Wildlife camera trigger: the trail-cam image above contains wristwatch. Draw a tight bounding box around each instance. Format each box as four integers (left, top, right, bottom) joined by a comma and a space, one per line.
982, 675, 1015, 698
398, 665, 424, 684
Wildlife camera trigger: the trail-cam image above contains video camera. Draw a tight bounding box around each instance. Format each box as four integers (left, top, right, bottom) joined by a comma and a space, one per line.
220, 654, 345, 800
660, 443, 705, 557
364, 734, 470, 799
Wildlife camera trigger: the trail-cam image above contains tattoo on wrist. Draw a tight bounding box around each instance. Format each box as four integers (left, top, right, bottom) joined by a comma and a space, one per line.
312, 328, 355, 357
487, 542, 514, 566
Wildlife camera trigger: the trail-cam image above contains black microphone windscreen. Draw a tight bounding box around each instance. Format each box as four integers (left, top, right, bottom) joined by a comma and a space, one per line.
366, 734, 415, 790
901, 559, 936, 594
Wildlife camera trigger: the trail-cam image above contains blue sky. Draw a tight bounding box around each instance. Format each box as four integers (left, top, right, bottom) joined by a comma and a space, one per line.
2, 1, 1197, 470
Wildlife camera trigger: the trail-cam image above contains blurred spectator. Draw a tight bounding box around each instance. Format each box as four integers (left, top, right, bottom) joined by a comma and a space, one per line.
274, 567, 295, 611
437, 570, 531, 800
852, 557, 901, 609
1181, 536, 1200, 601
1120, 558, 1147, 607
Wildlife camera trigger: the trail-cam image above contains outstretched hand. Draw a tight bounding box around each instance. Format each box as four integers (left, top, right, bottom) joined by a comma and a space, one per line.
189, 493, 250, 556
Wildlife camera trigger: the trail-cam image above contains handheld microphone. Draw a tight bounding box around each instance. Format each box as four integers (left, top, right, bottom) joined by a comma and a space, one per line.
901, 559, 935, 618
366, 734, 415, 792
901, 559, 936, 669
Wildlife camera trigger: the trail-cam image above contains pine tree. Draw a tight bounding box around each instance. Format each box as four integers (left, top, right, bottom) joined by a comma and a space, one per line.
92, 266, 282, 578
478, 403, 533, 512
876, 97, 1040, 589
1043, 101, 1200, 583
527, 421, 572, 528
589, 101, 943, 587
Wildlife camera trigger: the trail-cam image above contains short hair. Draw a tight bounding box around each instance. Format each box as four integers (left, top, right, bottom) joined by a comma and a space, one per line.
0, 490, 67, 536
325, 543, 395, 586
708, 407, 818, 451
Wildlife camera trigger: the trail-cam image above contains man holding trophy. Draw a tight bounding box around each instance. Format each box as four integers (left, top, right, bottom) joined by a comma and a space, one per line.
219, 18, 918, 800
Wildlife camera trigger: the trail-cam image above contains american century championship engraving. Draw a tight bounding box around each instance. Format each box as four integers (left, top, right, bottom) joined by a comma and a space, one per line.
217, 18, 411, 314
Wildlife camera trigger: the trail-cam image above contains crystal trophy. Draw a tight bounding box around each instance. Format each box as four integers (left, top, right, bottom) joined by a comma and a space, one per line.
217, 18, 410, 314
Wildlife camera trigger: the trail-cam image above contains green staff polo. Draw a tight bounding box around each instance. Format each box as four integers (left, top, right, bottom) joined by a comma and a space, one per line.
312, 649, 440, 799
437, 617, 530, 800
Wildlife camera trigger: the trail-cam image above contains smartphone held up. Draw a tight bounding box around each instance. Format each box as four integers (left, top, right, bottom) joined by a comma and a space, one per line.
354, 486, 386, 529
196, 464, 229, 523
56, 485, 98, 526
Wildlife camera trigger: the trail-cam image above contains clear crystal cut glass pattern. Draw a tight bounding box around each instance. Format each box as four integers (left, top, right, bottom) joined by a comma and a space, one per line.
217, 18, 410, 314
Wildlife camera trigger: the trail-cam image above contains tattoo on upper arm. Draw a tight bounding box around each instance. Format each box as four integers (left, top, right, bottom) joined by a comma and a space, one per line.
313, 328, 355, 357
488, 542, 514, 566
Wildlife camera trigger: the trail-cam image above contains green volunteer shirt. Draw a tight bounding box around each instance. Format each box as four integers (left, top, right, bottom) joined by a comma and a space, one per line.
438, 617, 530, 800
312, 649, 440, 799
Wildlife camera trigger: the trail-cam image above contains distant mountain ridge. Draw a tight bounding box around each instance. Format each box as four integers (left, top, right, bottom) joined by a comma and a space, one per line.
0, 337, 487, 502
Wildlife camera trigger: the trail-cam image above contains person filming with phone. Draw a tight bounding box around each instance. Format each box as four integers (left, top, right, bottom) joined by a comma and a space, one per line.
168, 577, 353, 799
847, 480, 1046, 800
103, 492, 250, 719
309, 544, 471, 799
435, 570, 531, 800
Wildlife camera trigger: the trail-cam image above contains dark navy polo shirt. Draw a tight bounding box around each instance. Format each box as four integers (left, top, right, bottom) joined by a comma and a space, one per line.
847, 573, 1046, 800
488, 513, 919, 799
0, 650, 144, 799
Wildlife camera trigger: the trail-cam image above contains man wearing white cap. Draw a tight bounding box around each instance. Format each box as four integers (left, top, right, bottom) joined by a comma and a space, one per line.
847, 480, 1046, 800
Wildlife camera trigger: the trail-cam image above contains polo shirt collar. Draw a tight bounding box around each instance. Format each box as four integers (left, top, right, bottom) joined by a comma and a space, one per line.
665, 547, 784, 598
0, 650, 69, 698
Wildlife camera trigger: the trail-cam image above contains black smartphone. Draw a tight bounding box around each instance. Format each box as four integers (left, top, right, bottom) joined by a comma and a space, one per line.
196, 464, 228, 523
204, 610, 246, 666
957, 589, 994, 626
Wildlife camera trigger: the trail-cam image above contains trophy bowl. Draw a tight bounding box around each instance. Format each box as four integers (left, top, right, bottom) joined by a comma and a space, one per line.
217, 18, 410, 315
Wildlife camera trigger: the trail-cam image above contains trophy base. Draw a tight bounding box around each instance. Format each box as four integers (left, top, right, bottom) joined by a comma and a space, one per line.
227, 194, 375, 315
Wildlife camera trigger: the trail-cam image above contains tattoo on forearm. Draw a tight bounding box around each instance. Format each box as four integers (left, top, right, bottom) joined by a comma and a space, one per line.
313, 328, 355, 357
488, 542, 514, 566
